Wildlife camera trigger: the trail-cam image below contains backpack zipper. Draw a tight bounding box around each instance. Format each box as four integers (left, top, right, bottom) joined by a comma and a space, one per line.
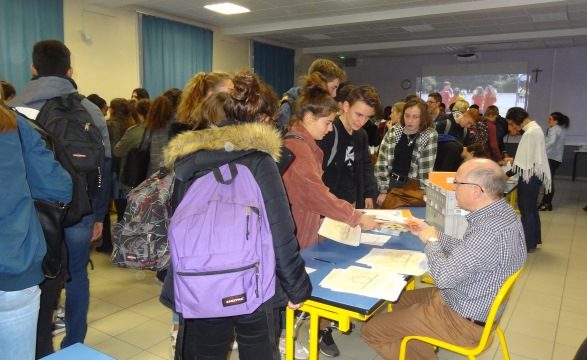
177, 262, 257, 276
246, 206, 250, 240
254, 263, 259, 298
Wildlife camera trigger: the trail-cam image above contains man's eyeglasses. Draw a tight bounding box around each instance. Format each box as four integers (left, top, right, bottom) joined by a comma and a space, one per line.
453, 180, 485, 193
426, 100, 438, 104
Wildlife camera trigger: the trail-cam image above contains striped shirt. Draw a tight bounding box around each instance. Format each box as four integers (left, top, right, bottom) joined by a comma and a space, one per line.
374, 125, 438, 192
425, 198, 527, 322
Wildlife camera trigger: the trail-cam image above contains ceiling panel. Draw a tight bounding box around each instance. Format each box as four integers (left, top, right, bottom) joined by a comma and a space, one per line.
87, 0, 587, 57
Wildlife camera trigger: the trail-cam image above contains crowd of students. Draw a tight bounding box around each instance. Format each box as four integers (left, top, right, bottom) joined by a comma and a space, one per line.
0, 38, 574, 360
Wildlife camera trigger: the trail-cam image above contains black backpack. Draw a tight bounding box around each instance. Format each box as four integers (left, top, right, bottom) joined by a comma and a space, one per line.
20, 93, 105, 226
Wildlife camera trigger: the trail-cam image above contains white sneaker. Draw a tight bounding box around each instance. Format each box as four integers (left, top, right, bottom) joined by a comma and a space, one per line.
278, 336, 309, 360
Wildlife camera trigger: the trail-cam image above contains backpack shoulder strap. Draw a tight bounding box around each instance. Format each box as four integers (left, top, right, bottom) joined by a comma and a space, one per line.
284, 132, 304, 141
326, 125, 339, 167
443, 118, 452, 135
212, 163, 238, 185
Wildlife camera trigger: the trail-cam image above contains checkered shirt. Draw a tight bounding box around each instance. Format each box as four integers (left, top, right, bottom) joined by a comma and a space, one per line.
425, 198, 527, 322
374, 125, 438, 192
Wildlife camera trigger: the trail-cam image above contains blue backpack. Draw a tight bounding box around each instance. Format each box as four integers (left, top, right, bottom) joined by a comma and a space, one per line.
169, 162, 276, 319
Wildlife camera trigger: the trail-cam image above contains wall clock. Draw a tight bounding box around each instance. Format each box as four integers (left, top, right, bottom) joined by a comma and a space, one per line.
401, 79, 411, 90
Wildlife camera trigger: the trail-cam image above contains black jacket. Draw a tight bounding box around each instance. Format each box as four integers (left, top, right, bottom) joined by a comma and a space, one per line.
318, 121, 378, 209
436, 113, 476, 146
159, 122, 312, 311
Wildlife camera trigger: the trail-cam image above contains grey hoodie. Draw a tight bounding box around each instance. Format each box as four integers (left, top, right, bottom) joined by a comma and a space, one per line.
276, 86, 300, 130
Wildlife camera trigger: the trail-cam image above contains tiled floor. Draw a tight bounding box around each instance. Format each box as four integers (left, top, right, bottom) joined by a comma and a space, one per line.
52, 179, 587, 360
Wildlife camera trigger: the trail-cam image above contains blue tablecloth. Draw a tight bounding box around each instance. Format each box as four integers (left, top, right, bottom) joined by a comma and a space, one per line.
300, 207, 426, 314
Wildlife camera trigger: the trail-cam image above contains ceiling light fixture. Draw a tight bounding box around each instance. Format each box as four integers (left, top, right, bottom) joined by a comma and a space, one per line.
401, 24, 435, 32
204, 3, 250, 15
530, 12, 568, 23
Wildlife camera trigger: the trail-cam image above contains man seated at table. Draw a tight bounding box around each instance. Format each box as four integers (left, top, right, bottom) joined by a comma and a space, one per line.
361, 158, 527, 360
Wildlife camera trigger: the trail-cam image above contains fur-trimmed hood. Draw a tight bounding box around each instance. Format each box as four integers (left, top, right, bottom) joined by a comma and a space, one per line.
164, 122, 282, 170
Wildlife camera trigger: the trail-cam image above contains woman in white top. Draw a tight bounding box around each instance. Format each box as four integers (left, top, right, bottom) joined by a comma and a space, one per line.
504, 107, 551, 252
538, 112, 570, 211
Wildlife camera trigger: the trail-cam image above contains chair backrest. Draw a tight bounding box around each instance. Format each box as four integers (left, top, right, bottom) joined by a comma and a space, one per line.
475, 267, 524, 351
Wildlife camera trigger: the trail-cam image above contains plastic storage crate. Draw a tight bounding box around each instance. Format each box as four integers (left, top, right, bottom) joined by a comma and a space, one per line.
424, 172, 469, 238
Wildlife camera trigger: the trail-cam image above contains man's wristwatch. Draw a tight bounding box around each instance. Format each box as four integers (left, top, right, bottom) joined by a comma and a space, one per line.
427, 236, 439, 243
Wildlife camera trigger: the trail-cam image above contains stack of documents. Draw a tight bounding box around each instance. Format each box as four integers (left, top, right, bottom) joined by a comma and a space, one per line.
356, 248, 428, 276
319, 266, 407, 302
318, 209, 413, 247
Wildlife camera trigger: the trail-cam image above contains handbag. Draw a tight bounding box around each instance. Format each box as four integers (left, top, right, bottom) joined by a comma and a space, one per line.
34, 199, 69, 279
380, 179, 425, 209
121, 127, 151, 188
16, 121, 71, 279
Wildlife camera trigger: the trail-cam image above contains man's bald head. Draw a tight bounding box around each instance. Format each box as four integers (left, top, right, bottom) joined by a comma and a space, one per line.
459, 159, 507, 200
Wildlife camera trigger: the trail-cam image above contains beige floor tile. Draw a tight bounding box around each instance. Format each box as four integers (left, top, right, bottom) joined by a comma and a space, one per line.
503, 331, 554, 359
101, 287, 158, 308
526, 272, 567, 286
85, 327, 115, 347
506, 317, 558, 342
516, 289, 562, 310
506, 353, 542, 360
91, 337, 143, 360
335, 330, 379, 359
552, 342, 579, 360
558, 311, 587, 332
90, 310, 151, 336
127, 351, 166, 360
116, 319, 170, 350
561, 297, 587, 316
153, 310, 174, 326
554, 325, 587, 348
127, 297, 172, 319
88, 298, 124, 323
562, 285, 587, 301
522, 280, 565, 298
146, 338, 171, 359
510, 303, 561, 325
52, 333, 65, 351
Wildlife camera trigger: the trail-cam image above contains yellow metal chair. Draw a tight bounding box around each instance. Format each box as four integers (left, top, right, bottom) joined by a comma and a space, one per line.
398, 267, 524, 360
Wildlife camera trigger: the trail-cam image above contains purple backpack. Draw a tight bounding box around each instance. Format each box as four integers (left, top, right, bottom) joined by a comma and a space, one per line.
169, 162, 276, 318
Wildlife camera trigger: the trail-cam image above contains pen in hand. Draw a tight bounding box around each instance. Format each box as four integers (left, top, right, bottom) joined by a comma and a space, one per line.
312, 257, 336, 265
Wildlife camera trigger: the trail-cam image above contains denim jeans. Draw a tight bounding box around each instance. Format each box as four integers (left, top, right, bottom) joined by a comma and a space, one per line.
178, 301, 280, 360
0, 285, 41, 360
517, 176, 542, 250
541, 159, 561, 205
61, 214, 94, 348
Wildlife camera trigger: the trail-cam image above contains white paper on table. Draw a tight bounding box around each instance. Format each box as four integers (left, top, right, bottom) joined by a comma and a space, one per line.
319, 266, 407, 302
357, 248, 429, 275
318, 217, 361, 246
361, 209, 406, 223
305, 267, 316, 274
360, 232, 392, 246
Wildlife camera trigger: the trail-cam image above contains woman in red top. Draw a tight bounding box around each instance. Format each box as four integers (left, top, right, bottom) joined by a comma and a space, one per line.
483, 85, 497, 112
282, 73, 379, 250
281, 73, 380, 357
471, 86, 484, 108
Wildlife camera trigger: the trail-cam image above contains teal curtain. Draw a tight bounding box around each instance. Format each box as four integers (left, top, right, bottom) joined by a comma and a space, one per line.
253, 41, 294, 96
0, 0, 64, 94
141, 14, 212, 97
